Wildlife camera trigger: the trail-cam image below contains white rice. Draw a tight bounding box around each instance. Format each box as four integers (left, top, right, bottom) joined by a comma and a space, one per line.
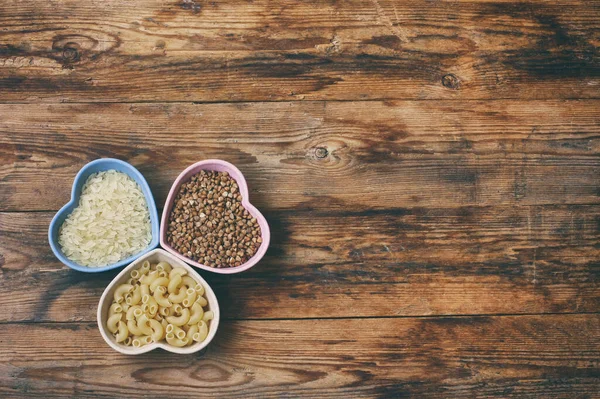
58, 170, 152, 267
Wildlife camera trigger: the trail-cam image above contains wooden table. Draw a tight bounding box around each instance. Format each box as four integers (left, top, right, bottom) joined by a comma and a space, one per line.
1, 0, 599, 397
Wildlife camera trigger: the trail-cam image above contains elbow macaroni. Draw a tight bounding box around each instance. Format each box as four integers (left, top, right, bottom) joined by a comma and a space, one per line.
107, 260, 213, 347
156, 261, 172, 273
166, 308, 190, 326
182, 288, 197, 308
140, 270, 159, 286
126, 285, 142, 306
148, 318, 164, 342
194, 320, 209, 342
149, 277, 169, 292
109, 303, 122, 317
169, 286, 188, 304
107, 313, 122, 334
196, 296, 208, 307
127, 319, 144, 336
169, 267, 187, 280
113, 284, 133, 303
188, 302, 204, 325
116, 321, 129, 343
167, 274, 182, 294
166, 333, 188, 347
154, 286, 172, 308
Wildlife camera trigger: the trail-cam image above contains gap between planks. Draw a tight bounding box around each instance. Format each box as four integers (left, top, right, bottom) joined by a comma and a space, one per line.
1, 311, 599, 326
0, 97, 600, 105
4, 202, 600, 213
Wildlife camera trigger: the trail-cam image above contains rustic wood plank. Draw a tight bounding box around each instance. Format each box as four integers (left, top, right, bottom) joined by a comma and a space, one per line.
1, 100, 599, 212
0, 0, 598, 102
1, 315, 599, 398
1, 206, 598, 322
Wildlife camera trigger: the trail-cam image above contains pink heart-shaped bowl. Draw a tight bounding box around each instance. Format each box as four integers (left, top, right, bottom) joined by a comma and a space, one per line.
160, 160, 270, 274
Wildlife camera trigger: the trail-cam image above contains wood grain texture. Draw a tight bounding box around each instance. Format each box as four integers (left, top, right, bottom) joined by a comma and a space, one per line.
1, 206, 598, 322
1, 100, 599, 212
1, 315, 599, 398
0, 0, 599, 102
1, 0, 599, 395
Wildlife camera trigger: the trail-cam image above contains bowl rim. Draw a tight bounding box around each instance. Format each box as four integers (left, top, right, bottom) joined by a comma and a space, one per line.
159, 159, 270, 274
97, 248, 220, 355
48, 158, 160, 273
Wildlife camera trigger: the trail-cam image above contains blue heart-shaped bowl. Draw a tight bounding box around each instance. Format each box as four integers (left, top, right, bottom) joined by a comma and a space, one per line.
48, 158, 160, 273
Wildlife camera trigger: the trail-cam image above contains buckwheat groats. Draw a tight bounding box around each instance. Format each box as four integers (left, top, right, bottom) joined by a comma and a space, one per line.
166, 171, 262, 268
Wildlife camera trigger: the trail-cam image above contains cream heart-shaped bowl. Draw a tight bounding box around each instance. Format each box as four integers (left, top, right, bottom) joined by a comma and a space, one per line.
48, 158, 160, 272
160, 160, 270, 274
97, 248, 220, 355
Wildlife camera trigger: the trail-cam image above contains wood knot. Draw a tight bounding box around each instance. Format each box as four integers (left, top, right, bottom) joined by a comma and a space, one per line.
315, 147, 328, 159
181, 0, 202, 13
442, 74, 460, 89
62, 45, 80, 62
